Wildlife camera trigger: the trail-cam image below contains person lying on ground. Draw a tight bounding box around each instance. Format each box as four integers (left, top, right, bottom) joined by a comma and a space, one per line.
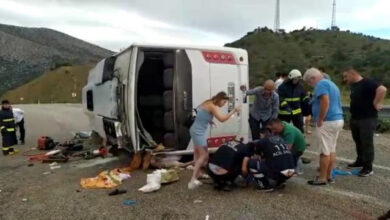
267, 118, 306, 172
207, 141, 255, 191
247, 134, 295, 192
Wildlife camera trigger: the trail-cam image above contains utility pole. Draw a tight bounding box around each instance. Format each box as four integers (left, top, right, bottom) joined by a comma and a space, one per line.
331, 0, 339, 30
274, 0, 280, 32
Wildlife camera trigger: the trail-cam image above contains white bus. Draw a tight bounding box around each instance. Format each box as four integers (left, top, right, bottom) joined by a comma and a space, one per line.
82, 43, 249, 152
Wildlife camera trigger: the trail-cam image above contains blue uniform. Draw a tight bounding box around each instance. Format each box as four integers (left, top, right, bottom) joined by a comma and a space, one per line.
190, 107, 213, 147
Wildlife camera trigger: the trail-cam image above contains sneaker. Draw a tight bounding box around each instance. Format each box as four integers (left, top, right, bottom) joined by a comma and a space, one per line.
257, 186, 275, 192
358, 169, 373, 177
188, 179, 203, 190
199, 174, 210, 179
347, 161, 363, 169
327, 178, 335, 184
307, 177, 327, 186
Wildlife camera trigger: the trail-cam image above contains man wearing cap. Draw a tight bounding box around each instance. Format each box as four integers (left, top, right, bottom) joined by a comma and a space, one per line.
243, 80, 279, 140
277, 69, 310, 133
0, 100, 18, 155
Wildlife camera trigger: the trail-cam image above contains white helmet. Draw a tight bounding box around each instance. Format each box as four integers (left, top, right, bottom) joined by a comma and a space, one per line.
288, 69, 302, 79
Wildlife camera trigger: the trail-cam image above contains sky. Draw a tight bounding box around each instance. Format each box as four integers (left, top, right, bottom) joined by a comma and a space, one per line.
1, 0, 390, 51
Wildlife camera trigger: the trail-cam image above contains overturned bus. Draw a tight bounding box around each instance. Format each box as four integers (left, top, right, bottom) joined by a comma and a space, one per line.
82, 43, 249, 152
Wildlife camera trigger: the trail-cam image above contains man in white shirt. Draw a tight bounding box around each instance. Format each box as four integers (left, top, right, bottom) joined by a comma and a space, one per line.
12, 107, 25, 144
275, 72, 288, 89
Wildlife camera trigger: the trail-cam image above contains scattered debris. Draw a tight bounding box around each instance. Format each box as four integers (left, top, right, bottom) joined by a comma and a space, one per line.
139, 169, 179, 193
80, 168, 132, 189
108, 189, 127, 196
123, 199, 137, 206
205, 214, 210, 220
27, 163, 34, 167
186, 165, 194, 170
22, 198, 28, 202
193, 199, 203, 204
76, 190, 81, 193
50, 165, 61, 170
43, 171, 51, 175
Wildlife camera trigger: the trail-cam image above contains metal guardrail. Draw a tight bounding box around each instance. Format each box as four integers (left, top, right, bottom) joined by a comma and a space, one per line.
342, 105, 390, 118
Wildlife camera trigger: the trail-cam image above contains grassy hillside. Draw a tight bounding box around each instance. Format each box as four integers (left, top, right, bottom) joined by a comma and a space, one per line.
226, 27, 390, 89
2, 65, 93, 104
0, 23, 112, 96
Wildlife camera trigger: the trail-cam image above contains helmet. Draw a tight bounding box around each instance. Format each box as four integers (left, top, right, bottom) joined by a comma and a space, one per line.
288, 69, 302, 79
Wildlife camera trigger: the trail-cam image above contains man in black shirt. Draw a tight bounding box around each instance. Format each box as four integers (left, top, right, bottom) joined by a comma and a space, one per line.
248, 135, 295, 191
343, 67, 387, 177
207, 142, 255, 191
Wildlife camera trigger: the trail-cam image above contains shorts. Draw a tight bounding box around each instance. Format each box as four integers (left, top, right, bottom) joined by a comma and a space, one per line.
315, 120, 344, 156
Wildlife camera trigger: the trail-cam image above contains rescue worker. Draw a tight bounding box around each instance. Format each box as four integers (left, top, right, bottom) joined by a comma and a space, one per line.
0, 100, 18, 155
247, 135, 295, 191
207, 141, 255, 191
277, 69, 309, 133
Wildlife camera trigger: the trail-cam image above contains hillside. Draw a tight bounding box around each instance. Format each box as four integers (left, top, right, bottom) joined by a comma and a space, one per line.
0, 23, 113, 96
2, 65, 92, 104
226, 27, 390, 89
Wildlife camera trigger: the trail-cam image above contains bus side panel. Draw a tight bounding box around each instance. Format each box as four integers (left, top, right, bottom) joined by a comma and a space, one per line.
238, 64, 250, 142
184, 49, 211, 150
209, 63, 241, 136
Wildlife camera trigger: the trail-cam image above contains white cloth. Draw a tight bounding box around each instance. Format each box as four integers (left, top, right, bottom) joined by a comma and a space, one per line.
12, 108, 24, 123
315, 120, 344, 155
275, 78, 284, 89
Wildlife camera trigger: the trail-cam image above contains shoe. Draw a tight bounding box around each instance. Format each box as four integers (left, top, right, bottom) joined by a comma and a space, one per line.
358, 169, 373, 177
20, 140, 25, 145
188, 179, 202, 190
308, 177, 327, 186
327, 178, 335, 184
199, 174, 210, 179
257, 186, 275, 192
347, 161, 363, 169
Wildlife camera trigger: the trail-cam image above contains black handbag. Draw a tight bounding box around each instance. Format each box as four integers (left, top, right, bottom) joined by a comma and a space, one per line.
184, 108, 198, 128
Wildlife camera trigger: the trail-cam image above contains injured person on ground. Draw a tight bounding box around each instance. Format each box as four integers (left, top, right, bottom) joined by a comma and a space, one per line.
207, 134, 295, 192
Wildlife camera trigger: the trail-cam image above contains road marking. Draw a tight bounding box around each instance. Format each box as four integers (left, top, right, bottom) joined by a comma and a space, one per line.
291, 176, 390, 208
305, 150, 390, 172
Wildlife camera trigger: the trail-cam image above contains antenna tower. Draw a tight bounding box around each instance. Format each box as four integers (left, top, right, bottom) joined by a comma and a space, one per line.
274, 0, 280, 32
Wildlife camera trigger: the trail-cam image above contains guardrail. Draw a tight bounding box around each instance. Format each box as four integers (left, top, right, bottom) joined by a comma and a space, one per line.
342, 105, 390, 118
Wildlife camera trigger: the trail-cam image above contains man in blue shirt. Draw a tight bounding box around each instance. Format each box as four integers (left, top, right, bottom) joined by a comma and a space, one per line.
303, 68, 344, 186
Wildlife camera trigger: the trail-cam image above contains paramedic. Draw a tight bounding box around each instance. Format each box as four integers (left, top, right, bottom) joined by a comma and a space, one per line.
267, 118, 306, 168
304, 68, 344, 185
0, 100, 18, 156
188, 91, 241, 190
207, 141, 255, 191
12, 107, 25, 144
247, 134, 295, 191
244, 80, 279, 140
277, 69, 310, 133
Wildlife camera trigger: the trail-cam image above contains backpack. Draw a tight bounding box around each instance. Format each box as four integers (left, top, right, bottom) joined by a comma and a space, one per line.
37, 136, 56, 150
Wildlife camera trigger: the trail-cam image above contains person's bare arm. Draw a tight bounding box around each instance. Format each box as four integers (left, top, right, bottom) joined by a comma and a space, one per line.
241, 157, 250, 176
210, 105, 239, 122
317, 95, 329, 127
374, 85, 387, 111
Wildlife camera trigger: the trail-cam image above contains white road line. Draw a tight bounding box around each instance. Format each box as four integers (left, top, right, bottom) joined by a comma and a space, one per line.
291, 176, 390, 208
305, 150, 390, 172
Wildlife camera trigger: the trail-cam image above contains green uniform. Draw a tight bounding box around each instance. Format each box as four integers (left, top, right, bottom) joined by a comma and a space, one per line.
282, 122, 306, 153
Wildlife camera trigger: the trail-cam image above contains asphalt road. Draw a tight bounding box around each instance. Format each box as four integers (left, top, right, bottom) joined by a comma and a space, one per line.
0, 104, 389, 220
